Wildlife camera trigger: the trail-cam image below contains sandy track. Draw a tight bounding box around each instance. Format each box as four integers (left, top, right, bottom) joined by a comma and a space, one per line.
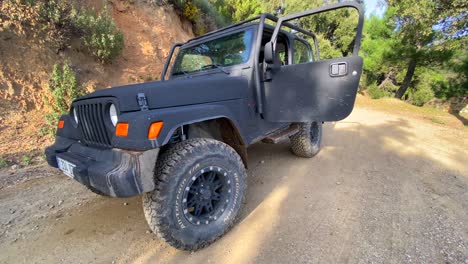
0, 107, 467, 264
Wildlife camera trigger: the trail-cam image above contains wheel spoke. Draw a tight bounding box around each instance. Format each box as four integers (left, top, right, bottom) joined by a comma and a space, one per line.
205, 200, 213, 212
194, 203, 203, 216
211, 192, 221, 201
187, 198, 197, 207
212, 181, 223, 190
199, 173, 206, 183
206, 171, 216, 183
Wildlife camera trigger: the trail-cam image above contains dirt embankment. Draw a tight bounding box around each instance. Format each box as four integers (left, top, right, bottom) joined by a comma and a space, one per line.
0, 0, 193, 165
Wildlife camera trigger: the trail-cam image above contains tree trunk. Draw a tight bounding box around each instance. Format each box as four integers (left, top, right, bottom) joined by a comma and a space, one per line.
395, 58, 417, 99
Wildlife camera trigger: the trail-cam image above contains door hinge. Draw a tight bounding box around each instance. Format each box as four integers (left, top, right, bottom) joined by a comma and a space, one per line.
137, 93, 149, 111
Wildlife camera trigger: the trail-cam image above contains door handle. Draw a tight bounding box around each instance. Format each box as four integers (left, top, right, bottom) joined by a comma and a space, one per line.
330, 62, 347, 77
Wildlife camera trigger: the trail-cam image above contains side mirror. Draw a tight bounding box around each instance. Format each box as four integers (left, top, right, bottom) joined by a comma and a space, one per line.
264, 42, 274, 64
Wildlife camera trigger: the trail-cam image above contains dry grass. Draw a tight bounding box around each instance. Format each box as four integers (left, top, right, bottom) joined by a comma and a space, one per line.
355, 95, 467, 129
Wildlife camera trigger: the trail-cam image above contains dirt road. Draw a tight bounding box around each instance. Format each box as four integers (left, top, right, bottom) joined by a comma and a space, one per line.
1, 107, 467, 264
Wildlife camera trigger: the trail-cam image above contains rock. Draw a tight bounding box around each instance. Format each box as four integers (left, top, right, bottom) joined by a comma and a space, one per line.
260, 160, 265, 164
123, 202, 128, 206
336, 181, 341, 185
58, 200, 64, 206
146, 230, 151, 234
10, 164, 20, 170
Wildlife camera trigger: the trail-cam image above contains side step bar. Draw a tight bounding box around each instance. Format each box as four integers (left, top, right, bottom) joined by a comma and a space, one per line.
262, 124, 300, 144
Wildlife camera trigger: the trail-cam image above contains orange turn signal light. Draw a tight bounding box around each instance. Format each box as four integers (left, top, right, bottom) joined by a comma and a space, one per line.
115, 123, 129, 137
58, 120, 64, 129
148, 121, 164, 139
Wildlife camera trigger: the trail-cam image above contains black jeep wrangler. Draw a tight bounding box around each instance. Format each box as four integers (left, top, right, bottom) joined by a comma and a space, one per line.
46, 3, 364, 250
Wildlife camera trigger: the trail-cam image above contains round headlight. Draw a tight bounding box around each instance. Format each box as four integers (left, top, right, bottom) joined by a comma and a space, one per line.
109, 104, 118, 126
73, 108, 79, 124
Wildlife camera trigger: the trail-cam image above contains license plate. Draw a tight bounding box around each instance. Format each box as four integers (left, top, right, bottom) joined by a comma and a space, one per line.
57, 157, 76, 178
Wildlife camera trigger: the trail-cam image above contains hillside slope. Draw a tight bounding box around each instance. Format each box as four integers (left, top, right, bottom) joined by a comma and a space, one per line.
0, 0, 193, 165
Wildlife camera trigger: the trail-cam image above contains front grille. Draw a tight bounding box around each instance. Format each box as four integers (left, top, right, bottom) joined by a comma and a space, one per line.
75, 102, 112, 148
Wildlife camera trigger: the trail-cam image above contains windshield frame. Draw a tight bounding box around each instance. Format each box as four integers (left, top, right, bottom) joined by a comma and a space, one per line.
170, 25, 256, 78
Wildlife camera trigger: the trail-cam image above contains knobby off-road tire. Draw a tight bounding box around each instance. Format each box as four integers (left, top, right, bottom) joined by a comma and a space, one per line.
289, 121, 322, 158
87, 186, 109, 197
142, 138, 247, 250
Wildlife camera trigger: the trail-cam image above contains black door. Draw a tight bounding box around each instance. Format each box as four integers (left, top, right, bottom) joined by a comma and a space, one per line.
262, 2, 365, 122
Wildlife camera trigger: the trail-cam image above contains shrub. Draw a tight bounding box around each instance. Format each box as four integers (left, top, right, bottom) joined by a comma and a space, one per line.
380, 79, 399, 93
21, 155, 32, 166
0, 158, 8, 169
367, 83, 390, 99
41, 63, 81, 137
183, 2, 200, 22
410, 84, 435, 106
1, 1, 124, 61
49, 63, 80, 112
34, 0, 75, 49
74, 9, 124, 63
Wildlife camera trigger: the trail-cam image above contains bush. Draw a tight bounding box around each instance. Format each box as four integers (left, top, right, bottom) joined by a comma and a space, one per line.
41, 63, 81, 137
183, 1, 200, 22
1, 1, 124, 62
0, 158, 8, 169
75, 9, 124, 63
367, 83, 391, 99
21, 155, 32, 166
410, 84, 435, 106
168, 0, 229, 35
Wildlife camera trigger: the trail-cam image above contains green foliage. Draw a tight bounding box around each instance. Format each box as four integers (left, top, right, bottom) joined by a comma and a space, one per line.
0, 158, 8, 169
183, 1, 200, 22
225, 0, 262, 22
48, 63, 80, 112
74, 9, 124, 63
1, 1, 124, 62
367, 83, 391, 99
41, 63, 81, 137
38, 0, 73, 25
437, 40, 468, 99
361, 14, 395, 76
21, 155, 32, 166
408, 74, 436, 106
167, 0, 230, 35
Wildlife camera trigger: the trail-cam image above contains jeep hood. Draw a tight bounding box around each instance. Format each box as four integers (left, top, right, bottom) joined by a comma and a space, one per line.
74, 75, 247, 112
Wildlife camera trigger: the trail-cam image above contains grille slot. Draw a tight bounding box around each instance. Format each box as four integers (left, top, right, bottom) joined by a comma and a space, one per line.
76, 102, 112, 147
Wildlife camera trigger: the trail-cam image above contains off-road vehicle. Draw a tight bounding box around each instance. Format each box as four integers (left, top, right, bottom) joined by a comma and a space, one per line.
46, 2, 364, 250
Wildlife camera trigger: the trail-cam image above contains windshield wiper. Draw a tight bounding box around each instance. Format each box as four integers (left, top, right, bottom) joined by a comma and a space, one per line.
200, 64, 230, 75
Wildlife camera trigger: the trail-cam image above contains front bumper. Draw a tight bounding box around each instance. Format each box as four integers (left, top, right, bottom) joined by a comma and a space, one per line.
45, 136, 159, 197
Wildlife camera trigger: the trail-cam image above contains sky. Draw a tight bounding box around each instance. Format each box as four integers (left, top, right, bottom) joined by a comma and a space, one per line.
363, 0, 386, 17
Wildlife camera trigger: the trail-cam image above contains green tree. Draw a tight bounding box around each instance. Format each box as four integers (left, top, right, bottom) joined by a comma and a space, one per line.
385, 0, 467, 99
225, 0, 262, 22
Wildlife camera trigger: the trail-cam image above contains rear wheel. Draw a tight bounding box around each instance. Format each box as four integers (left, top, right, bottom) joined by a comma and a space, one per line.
142, 138, 247, 250
289, 121, 322, 158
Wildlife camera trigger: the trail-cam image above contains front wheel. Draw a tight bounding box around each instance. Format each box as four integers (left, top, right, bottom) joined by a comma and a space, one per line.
289, 121, 322, 158
142, 138, 247, 250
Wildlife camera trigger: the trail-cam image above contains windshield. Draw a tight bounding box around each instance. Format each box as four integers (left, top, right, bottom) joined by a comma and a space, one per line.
172, 29, 254, 76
